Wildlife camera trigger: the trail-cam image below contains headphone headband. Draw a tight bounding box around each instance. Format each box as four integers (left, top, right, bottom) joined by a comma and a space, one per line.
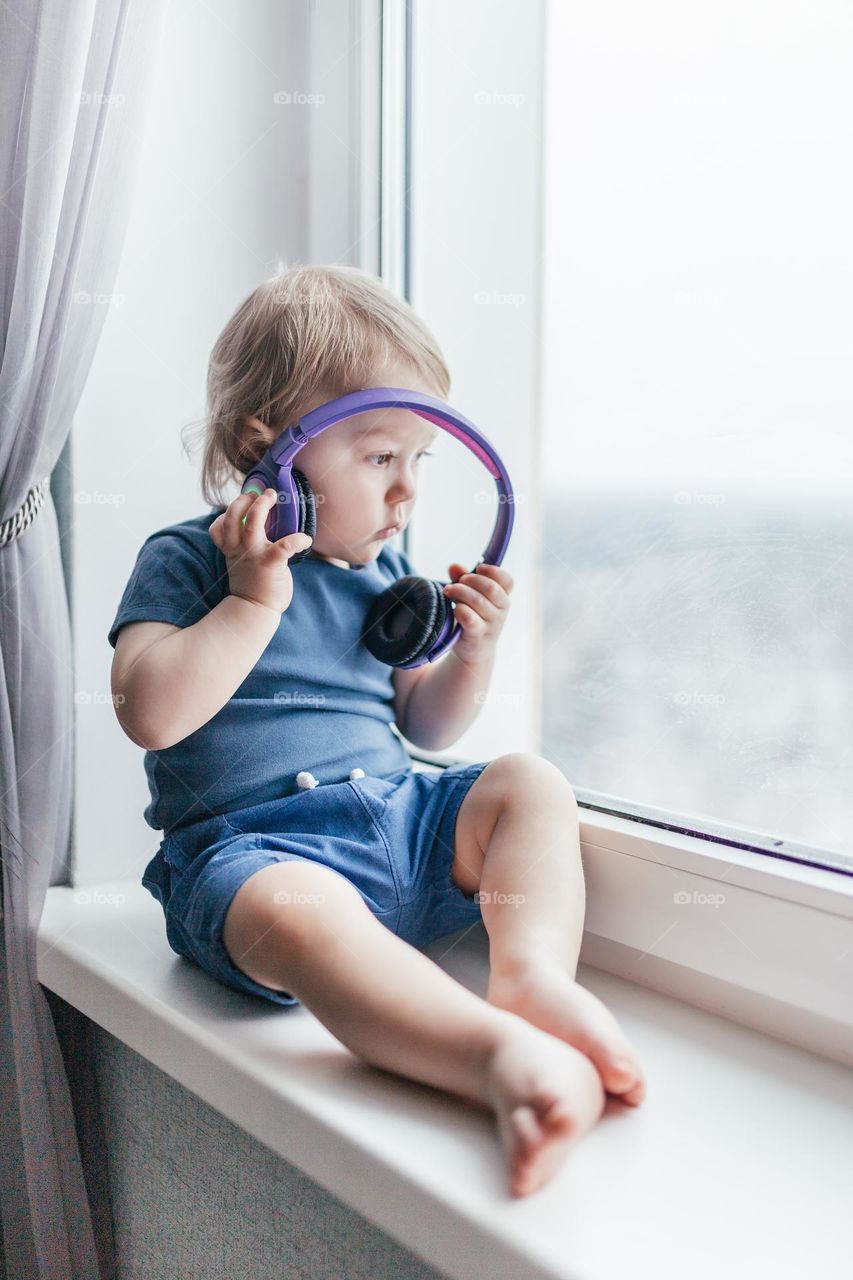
246, 386, 514, 567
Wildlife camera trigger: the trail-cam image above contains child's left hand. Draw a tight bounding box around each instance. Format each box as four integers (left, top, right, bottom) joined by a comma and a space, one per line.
443, 562, 514, 661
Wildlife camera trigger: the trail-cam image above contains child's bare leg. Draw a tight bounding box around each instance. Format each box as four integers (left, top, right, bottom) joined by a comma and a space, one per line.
450, 753, 647, 1105
222, 858, 606, 1197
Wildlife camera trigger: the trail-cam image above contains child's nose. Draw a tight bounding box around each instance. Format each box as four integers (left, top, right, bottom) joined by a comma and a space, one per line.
389, 475, 415, 503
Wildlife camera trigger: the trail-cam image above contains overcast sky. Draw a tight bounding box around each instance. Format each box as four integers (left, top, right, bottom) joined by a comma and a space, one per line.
541, 0, 853, 500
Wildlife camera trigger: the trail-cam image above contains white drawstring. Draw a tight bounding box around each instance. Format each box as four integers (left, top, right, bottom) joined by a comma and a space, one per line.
296, 766, 366, 790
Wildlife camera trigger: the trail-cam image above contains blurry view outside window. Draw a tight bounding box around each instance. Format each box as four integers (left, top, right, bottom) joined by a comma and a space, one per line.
540, 2, 852, 869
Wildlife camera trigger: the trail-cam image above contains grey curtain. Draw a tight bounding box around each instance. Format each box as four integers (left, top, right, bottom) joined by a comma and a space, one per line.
0, 3, 167, 1277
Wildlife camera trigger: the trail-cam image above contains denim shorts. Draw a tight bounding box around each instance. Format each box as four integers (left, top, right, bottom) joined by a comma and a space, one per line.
141, 761, 490, 1007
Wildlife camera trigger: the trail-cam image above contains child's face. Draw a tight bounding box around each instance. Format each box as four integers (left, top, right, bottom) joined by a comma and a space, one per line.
254, 362, 442, 568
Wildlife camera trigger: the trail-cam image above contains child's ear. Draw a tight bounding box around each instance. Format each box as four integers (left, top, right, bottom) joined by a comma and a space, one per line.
244, 414, 274, 443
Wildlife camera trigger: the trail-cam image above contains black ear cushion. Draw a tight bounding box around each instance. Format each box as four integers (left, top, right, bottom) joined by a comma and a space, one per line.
362, 575, 453, 667
286, 467, 317, 562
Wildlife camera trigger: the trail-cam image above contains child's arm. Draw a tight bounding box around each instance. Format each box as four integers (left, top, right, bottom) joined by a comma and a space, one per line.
113, 597, 282, 749
396, 561, 514, 752
112, 488, 312, 750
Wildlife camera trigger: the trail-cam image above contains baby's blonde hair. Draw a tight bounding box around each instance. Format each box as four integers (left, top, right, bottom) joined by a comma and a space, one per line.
182, 262, 451, 509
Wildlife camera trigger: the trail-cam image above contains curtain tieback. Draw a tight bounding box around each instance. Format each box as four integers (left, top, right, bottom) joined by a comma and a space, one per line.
0, 474, 51, 549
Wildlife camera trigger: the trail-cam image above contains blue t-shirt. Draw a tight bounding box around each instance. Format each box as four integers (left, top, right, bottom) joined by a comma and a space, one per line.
108, 511, 416, 833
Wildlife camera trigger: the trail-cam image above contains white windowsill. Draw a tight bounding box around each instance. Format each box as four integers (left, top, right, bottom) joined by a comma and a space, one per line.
38, 878, 852, 1280
575, 807, 853, 1066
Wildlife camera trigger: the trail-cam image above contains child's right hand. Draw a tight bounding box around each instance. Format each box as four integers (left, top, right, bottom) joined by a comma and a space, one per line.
209, 488, 313, 616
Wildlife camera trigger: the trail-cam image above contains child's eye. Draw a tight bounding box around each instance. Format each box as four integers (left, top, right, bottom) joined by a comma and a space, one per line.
367, 451, 435, 466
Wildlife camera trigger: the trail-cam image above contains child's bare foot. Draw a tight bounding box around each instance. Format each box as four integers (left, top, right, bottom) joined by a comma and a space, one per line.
487, 958, 647, 1106
483, 1021, 606, 1198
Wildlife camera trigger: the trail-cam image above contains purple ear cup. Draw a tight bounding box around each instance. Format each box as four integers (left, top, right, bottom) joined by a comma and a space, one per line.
361, 575, 455, 669
241, 465, 317, 560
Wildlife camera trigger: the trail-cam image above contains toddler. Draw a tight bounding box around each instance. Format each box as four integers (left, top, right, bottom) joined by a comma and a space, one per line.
109, 264, 646, 1198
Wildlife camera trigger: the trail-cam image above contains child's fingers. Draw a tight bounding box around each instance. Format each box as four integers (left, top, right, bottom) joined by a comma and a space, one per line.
470, 562, 514, 593
219, 492, 259, 551
452, 601, 487, 636
274, 531, 313, 559
444, 584, 497, 622
240, 488, 278, 546
444, 575, 506, 611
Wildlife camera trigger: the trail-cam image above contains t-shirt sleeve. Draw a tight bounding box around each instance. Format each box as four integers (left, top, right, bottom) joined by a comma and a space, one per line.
107, 528, 224, 649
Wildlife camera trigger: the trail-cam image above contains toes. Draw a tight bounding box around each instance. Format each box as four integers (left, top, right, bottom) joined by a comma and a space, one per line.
606, 1054, 640, 1089
620, 1074, 648, 1107
508, 1103, 547, 1194
576, 1039, 638, 1096
603, 1059, 646, 1105
570, 1025, 643, 1099
508, 1094, 578, 1197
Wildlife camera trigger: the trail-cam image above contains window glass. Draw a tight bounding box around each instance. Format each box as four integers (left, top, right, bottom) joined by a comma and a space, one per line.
541, 1, 853, 866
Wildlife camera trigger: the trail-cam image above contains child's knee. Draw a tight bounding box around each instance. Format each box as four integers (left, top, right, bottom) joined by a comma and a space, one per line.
222, 858, 366, 989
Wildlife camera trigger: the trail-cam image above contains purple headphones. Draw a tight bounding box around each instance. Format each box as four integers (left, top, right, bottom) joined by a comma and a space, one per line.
240, 387, 515, 670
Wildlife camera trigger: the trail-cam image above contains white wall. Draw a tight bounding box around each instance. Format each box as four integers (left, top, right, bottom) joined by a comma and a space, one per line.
73, 1, 313, 881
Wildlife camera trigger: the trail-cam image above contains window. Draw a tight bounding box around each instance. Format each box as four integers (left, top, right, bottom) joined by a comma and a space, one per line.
540, 0, 853, 872
403, 0, 544, 764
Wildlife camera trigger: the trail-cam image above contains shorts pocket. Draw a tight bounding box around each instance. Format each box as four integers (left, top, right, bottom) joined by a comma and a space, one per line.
141, 849, 174, 908
345, 776, 394, 825
209, 793, 307, 838
160, 813, 243, 870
